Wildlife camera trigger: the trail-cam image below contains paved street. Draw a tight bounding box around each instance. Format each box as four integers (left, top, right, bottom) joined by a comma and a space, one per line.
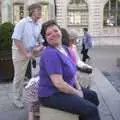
0, 83, 28, 120
89, 46, 120, 93
0, 46, 120, 120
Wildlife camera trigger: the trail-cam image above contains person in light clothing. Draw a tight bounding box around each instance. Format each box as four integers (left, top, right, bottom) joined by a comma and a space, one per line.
81, 28, 92, 62
12, 3, 44, 108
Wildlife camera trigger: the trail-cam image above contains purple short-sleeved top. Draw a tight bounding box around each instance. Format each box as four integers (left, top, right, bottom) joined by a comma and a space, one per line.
38, 46, 76, 97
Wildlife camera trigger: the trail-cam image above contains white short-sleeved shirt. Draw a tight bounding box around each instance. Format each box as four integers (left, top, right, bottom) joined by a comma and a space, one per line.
12, 16, 44, 51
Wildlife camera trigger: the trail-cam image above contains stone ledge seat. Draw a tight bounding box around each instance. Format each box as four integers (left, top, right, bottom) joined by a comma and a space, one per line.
40, 105, 79, 120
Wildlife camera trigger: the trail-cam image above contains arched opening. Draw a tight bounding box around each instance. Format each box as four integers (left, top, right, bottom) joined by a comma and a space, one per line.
67, 0, 88, 27
104, 0, 120, 26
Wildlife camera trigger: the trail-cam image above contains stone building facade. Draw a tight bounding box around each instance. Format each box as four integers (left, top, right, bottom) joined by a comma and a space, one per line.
0, 0, 120, 45
0, 0, 13, 23
53, 0, 120, 45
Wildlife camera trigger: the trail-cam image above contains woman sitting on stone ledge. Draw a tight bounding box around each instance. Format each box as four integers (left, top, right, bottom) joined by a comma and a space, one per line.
61, 28, 93, 88
38, 19, 101, 120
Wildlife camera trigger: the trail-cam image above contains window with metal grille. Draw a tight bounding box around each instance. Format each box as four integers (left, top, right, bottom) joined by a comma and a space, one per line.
38, 1, 49, 20
13, 3, 24, 23
41, 3, 49, 20
104, 0, 120, 26
20, 6, 24, 19
67, 0, 88, 27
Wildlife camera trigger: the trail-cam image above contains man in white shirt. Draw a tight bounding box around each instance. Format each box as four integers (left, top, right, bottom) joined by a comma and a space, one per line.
12, 3, 44, 108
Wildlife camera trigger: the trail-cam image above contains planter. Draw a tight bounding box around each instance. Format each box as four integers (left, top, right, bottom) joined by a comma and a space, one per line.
0, 51, 14, 82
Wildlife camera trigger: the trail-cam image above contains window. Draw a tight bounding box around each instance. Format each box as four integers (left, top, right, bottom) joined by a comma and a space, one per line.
41, 3, 49, 20
69, 0, 81, 4
67, 0, 88, 27
104, 0, 120, 26
13, 3, 24, 23
38, 1, 49, 20
19, 6, 24, 19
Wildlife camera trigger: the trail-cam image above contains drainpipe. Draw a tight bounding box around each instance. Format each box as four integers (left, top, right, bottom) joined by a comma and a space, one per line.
54, 0, 57, 20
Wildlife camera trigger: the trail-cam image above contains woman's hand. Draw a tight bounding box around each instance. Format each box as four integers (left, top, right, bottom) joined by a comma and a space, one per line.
25, 52, 34, 59
33, 45, 44, 52
50, 74, 84, 98
77, 89, 84, 98
32, 45, 45, 57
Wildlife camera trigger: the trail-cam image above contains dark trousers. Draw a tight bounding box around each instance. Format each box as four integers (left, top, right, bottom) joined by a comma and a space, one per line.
39, 88, 101, 120
81, 44, 90, 62
25, 60, 31, 79
25, 59, 36, 79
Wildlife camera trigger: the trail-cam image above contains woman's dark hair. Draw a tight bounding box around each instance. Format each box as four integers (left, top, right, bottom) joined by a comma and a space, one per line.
61, 28, 70, 46
41, 19, 61, 46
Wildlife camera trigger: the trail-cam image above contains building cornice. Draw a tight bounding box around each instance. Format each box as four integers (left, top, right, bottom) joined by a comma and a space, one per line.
13, 2, 24, 5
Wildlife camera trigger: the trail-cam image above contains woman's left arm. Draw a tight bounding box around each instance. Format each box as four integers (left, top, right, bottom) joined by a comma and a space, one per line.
74, 73, 82, 90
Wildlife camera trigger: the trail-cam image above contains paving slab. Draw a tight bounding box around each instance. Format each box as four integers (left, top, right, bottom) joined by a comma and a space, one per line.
91, 81, 113, 120
93, 68, 120, 120
0, 109, 27, 120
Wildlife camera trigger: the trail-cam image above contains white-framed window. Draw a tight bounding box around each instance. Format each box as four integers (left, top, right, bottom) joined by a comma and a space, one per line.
13, 1, 49, 23
36, 1, 49, 21
40, 2, 49, 20
19, 5, 24, 19
104, 0, 120, 26
67, 0, 88, 27
13, 3, 24, 24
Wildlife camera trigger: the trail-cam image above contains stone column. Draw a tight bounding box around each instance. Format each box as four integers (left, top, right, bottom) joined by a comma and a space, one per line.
56, 0, 68, 28
48, 0, 55, 19
88, 0, 103, 36
1, 0, 12, 23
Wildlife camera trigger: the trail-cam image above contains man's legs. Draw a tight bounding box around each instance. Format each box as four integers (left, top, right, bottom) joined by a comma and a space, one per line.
39, 91, 100, 120
12, 49, 29, 108
13, 59, 29, 108
82, 49, 90, 62
81, 44, 88, 62
25, 60, 32, 82
85, 49, 90, 59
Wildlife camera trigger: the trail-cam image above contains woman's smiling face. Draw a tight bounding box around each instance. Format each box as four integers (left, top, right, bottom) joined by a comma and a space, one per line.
45, 25, 62, 47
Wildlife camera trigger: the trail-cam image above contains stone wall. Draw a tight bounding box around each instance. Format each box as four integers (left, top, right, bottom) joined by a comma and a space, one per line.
10, 0, 120, 45
56, 0, 120, 46
1, 0, 13, 23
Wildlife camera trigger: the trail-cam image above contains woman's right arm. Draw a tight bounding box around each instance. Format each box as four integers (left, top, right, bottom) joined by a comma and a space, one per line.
50, 74, 83, 98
